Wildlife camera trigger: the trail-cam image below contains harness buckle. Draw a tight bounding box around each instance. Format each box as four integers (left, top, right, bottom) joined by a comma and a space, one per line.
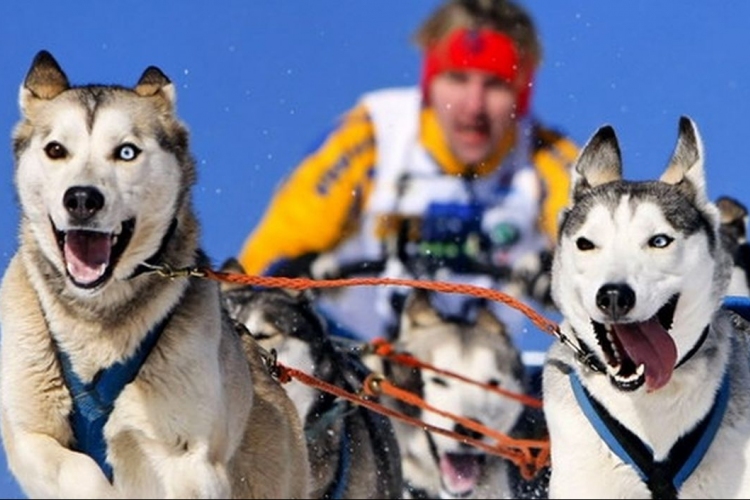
556, 327, 605, 374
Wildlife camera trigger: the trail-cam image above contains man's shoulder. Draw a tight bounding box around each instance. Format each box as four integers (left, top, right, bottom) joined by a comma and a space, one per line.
358, 87, 422, 136
359, 86, 421, 109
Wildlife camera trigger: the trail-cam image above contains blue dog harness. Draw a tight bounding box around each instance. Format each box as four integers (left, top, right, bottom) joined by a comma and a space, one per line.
568, 296, 750, 499
570, 368, 729, 499
722, 294, 750, 320
57, 310, 172, 482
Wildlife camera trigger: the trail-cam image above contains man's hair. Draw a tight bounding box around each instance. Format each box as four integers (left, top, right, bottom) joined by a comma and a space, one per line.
413, 0, 542, 67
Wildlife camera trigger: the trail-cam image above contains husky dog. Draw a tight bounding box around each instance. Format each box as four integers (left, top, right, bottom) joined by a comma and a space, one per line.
0, 51, 310, 498
380, 288, 545, 499
219, 258, 403, 499
543, 116, 750, 498
717, 195, 750, 297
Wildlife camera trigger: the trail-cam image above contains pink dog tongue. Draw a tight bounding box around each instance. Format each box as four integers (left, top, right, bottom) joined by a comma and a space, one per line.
64, 230, 111, 284
439, 454, 481, 495
613, 318, 678, 391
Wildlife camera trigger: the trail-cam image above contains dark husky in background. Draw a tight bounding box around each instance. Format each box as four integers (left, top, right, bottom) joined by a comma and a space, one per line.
717, 195, 750, 297
220, 258, 403, 499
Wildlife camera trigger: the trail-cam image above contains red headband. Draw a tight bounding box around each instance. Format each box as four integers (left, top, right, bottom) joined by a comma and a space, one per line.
421, 28, 533, 115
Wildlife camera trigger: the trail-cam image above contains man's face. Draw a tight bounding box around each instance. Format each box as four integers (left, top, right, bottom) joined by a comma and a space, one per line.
429, 70, 517, 166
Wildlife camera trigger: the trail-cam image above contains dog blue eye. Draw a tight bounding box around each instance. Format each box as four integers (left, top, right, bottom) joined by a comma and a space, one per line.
649, 234, 673, 248
576, 237, 595, 251
44, 141, 68, 160
115, 143, 141, 161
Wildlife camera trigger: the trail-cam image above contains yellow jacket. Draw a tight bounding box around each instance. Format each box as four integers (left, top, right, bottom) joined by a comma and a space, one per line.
239, 87, 577, 276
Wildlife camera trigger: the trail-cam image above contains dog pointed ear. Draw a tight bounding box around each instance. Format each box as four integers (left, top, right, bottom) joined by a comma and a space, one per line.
717, 195, 748, 235
218, 257, 248, 293
571, 125, 622, 200
20, 50, 70, 110
660, 116, 708, 206
475, 305, 508, 339
400, 288, 442, 334
134, 65, 176, 105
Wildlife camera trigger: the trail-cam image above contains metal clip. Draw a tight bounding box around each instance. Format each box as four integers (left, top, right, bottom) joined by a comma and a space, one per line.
363, 373, 385, 397
139, 262, 206, 279
555, 327, 605, 374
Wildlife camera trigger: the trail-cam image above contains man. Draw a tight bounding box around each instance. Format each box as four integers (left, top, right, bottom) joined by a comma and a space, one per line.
238, 0, 577, 343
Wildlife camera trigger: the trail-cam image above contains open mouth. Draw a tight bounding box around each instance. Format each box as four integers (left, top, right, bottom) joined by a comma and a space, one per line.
456, 122, 490, 146
439, 452, 485, 497
53, 217, 135, 289
591, 294, 679, 392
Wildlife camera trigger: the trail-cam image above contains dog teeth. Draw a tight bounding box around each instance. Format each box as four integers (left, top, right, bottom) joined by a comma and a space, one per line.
608, 364, 644, 384
604, 325, 621, 364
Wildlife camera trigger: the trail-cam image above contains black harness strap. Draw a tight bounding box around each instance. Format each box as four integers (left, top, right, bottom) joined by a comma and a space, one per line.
129, 218, 178, 279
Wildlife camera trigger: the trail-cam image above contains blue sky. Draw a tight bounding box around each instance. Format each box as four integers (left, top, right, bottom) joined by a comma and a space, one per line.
1, 1, 750, 497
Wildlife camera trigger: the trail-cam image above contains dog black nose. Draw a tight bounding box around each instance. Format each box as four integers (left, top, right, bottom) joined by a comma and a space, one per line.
453, 420, 484, 442
63, 186, 104, 221
596, 283, 635, 319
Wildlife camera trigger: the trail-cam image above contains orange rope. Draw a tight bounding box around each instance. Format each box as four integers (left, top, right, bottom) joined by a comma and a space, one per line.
370, 338, 543, 409
276, 362, 549, 480
201, 269, 560, 338
195, 267, 555, 478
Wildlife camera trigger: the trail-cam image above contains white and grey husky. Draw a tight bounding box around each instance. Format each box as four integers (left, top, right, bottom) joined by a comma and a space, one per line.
543, 116, 750, 498
219, 257, 404, 499
0, 50, 310, 498
382, 288, 546, 499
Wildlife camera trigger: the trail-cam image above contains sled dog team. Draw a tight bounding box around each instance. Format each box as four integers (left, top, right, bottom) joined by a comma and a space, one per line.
2, 49, 750, 499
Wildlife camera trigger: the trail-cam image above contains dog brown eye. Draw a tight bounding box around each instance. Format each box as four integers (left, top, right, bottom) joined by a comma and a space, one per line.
431, 376, 448, 387
114, 143, 141, 162
44, 141, 68, 160
576, 237, 595, 251
649, 234, 673, 248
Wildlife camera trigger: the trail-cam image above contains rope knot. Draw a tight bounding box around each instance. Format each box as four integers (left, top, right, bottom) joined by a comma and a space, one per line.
363, 373, 385, 397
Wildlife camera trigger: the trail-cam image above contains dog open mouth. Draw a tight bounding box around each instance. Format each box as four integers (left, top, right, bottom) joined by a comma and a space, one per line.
439, 452, 485, 497
53, 218, 135, 289
592, 295, 679, 392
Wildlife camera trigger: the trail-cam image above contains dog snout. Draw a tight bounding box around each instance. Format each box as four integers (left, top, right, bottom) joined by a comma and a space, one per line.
453, 420, 484, 442
596, 283, 635, 319
63, 186, 105, 222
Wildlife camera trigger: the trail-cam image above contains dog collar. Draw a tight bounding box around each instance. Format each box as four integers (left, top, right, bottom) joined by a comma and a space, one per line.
561, 330, 607, 374
569, 368, 730, 498
130, 217, 178, 279
674, 325, 709, 370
